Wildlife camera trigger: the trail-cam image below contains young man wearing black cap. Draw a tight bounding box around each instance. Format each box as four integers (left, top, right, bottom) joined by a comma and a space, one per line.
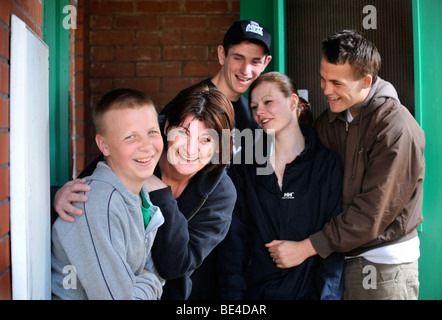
210, 20, 272, 131
162, 20, 272, 132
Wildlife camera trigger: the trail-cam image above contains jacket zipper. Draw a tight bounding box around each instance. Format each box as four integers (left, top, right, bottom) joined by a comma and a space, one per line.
187, 198, 206, 222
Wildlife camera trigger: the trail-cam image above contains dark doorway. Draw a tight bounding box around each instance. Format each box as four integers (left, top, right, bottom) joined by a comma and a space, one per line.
286, 0, 414, 120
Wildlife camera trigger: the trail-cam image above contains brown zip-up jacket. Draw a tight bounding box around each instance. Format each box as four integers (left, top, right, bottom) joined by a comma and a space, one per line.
311, 78, 425, 258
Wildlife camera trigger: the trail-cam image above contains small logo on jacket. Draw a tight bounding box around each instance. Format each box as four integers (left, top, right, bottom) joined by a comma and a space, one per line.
282, 192, 295, 199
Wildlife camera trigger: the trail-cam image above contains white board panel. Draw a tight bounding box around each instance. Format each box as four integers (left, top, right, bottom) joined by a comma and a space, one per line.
10, 15, 51, 300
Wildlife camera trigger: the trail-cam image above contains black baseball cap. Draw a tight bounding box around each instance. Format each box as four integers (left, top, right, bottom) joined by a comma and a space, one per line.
223, 20, 271, 55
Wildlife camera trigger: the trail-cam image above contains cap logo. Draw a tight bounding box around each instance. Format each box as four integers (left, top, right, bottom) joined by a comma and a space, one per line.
246, 21, 263, 36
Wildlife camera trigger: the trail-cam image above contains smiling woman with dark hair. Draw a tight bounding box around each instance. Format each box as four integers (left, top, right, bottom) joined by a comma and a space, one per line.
147, 83, 235, 300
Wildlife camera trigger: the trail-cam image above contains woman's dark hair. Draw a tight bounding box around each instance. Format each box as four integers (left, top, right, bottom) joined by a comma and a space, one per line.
164, 83, 235, 173
322, 30, 381, 83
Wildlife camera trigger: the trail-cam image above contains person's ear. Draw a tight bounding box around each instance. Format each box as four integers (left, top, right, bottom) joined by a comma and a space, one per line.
289, 94, 299, 112
217, 45, 226, 66
164, 119, 170, 136
95, 134, 110, 157
363, 74, 373, 89
263, 55, 272, 69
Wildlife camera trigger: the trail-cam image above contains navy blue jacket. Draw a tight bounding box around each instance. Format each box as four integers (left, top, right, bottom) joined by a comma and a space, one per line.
150, 166, 236, 300
218, 124, 345, 299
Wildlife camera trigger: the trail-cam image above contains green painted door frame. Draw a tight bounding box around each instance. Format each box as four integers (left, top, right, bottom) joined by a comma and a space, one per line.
240, 0, 286, 74
412, 0, 442, 300
43, 0, 70, 186
241, 0, 442, 299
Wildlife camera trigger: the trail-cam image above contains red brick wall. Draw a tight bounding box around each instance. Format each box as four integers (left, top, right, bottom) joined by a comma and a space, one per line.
82, 0, 240, 165
0, 0, 43, 300
71, 0, 88, 176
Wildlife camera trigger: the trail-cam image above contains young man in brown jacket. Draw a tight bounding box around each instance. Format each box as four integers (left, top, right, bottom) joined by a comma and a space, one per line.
267, 30, 425, 299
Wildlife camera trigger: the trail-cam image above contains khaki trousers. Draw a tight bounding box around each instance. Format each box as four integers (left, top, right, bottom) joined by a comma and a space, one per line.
343, 257, 419, 300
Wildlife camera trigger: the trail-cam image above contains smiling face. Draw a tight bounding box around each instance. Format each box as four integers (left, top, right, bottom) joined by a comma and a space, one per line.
250, 81, 299, 135
216, 41, 271, 101
165, 115, 218, 178
95, 105, 163, 194
319, 56, 372, 116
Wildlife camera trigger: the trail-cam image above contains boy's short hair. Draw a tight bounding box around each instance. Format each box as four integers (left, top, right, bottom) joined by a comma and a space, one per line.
322, 30, 382, 83
223, 20, 271, 55
93, 88, 155, 135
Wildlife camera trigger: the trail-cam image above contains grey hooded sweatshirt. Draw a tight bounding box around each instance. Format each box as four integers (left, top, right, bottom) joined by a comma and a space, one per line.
51, 161, 164, 300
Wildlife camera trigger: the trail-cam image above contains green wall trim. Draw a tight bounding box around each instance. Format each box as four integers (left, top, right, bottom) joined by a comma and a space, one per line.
240, 0, 286, 73
273, 0, 286, 74
412, 0, 423, 127
412, 0, 442, 300
43, 0, 70, 186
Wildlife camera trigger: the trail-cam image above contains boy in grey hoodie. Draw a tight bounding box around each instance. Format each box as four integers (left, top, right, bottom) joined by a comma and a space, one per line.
51, 88, 165, 299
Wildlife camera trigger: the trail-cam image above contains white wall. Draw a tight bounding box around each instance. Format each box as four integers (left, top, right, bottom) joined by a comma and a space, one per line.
10, 15, 51, 300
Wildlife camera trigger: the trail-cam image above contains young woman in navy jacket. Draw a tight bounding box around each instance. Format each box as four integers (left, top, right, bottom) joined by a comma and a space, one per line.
217, 72, 345, 299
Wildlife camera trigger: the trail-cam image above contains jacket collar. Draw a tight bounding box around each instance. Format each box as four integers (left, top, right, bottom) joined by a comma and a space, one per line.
327, 77, 400, 124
